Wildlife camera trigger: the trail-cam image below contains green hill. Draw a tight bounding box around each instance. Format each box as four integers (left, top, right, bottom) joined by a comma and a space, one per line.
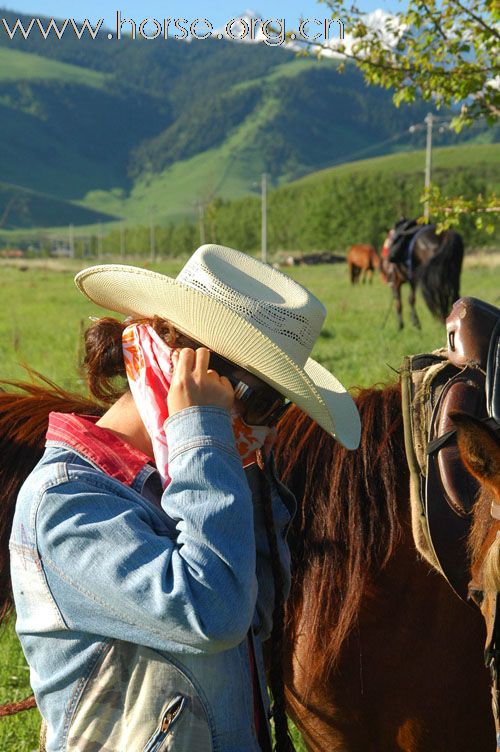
200, 143, 500, 252
0, 182, 118, 230
16, 142, 491, 257
0, 7, 498, 234
291, 142, 500, 186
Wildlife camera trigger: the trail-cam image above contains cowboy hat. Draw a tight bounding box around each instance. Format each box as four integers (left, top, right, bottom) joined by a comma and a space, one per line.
74, 244, 361, 449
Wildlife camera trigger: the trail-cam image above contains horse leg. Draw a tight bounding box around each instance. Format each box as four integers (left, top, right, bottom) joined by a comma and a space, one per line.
409, 282, 421, 329
393, 281, 404, 330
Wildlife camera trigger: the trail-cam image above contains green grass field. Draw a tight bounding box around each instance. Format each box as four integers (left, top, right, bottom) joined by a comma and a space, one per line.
0, 256, 498, 750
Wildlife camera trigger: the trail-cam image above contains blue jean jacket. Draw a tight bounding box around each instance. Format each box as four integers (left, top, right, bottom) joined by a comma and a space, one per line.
9, 407, 295, 751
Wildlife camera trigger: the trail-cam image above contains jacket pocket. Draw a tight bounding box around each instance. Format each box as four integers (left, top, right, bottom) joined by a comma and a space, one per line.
143, 694, 187, 752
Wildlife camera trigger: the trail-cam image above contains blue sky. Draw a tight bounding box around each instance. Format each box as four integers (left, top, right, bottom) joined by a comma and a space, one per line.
2, 0, 398, 30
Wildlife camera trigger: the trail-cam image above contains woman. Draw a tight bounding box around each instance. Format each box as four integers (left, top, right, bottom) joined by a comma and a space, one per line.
6, 245, 360, 751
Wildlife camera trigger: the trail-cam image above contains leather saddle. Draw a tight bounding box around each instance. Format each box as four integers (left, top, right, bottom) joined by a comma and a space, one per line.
402, 297, 500, 600
388, 218, 419, 264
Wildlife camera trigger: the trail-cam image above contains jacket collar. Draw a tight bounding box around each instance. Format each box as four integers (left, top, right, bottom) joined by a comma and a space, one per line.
46, 412, 154, 486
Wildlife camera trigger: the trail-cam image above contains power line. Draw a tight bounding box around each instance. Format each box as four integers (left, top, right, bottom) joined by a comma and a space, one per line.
310, 129, 412, 173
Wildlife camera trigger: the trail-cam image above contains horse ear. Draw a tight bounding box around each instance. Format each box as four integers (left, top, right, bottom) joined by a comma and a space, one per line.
450, 412, 500, 495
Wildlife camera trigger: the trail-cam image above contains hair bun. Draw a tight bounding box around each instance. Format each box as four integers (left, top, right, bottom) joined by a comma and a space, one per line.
84, 317, 127, 403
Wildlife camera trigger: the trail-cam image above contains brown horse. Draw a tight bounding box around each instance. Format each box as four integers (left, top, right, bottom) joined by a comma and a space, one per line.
380, 226, 463, 330
0, 379, 496, 750
274, 389, 495, 752
450, 413, 500, 750
347, 244, 380, 284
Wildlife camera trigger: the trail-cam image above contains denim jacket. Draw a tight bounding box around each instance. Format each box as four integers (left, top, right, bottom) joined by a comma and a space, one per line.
10, 407, 295, 752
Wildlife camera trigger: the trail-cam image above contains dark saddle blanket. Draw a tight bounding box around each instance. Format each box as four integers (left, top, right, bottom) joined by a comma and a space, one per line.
401, 297, 500, 600
388, 219, 420, 264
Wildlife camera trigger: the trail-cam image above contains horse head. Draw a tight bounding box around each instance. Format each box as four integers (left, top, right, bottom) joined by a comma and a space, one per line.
452, 412, 500, 750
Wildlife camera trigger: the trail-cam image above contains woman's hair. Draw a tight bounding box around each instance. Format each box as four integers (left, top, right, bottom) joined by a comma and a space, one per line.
84, 316, 180, 403
1, 316, 292, 749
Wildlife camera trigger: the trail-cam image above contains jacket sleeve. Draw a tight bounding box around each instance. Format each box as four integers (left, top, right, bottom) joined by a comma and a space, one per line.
35, 407, 258, 654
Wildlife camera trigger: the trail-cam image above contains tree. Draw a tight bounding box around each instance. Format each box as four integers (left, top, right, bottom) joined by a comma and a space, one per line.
292, 0, 499, 232
312, 0, 499, 129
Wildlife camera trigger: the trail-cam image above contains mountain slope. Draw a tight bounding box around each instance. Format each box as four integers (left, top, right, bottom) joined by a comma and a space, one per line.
0, 7, 497, 231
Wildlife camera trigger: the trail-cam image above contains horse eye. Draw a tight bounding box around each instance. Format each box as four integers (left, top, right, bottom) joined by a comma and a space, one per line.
468, 588, 484, 607
448, 331, 455, 351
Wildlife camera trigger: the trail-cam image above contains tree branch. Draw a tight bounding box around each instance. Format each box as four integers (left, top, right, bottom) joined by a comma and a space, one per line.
303, 36, 494, 77
447, 0, 500, 39
419, 1, 449, 40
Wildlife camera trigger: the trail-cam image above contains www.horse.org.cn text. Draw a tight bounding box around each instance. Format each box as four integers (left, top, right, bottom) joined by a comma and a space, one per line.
0, 14, 345, 46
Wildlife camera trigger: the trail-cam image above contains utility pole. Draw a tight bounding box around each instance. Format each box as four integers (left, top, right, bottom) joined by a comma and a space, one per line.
97, 225, 103, 260
261, 172, 267, 264
424, 112, 433, 222
150, 216, 156, 264
198, 201, 206, 246
120, 224, 125, 260
68, 224, 74, 258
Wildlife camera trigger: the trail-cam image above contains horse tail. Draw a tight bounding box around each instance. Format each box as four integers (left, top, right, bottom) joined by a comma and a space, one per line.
0, 374, 102, 624
418, 230, 464, 321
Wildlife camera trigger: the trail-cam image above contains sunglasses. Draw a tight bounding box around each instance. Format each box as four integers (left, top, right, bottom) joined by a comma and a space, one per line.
208, 352, 292, 427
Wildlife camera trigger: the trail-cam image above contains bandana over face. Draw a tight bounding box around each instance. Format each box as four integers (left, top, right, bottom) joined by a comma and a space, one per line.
122, 324, 270, 487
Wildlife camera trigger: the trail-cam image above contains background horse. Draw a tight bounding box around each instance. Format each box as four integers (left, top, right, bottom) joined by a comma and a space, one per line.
380, 226, 464, 330
274, 390, 495, 752
347, 244, 380, 284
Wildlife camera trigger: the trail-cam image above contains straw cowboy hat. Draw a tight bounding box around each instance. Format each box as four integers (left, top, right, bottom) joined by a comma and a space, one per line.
75, 244, 361, 449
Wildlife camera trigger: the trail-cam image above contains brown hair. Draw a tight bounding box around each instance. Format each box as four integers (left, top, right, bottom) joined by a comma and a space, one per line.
83, 316, 179, 403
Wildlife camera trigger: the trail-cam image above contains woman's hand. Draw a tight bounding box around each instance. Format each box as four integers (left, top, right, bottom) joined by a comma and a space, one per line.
168, 347, 235, 416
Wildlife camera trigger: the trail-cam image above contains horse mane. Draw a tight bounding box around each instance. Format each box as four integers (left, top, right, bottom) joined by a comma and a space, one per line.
469, 486, 500, 593
483, 535, 500, 593
0, 373, 103, 623
274, 382, 406, 683
418, 229, 464, 321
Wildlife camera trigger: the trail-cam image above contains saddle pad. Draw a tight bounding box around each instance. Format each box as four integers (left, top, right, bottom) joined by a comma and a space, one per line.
400, 351, 452, 577
487, 319, 500, 424
401, 352, 487, 599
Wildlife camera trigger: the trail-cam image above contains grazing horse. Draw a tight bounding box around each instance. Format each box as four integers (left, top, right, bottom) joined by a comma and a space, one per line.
347, 244, 380, 284
274, 390, 495, 752
380, 225, 463, 330
449, 413, 500, 750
